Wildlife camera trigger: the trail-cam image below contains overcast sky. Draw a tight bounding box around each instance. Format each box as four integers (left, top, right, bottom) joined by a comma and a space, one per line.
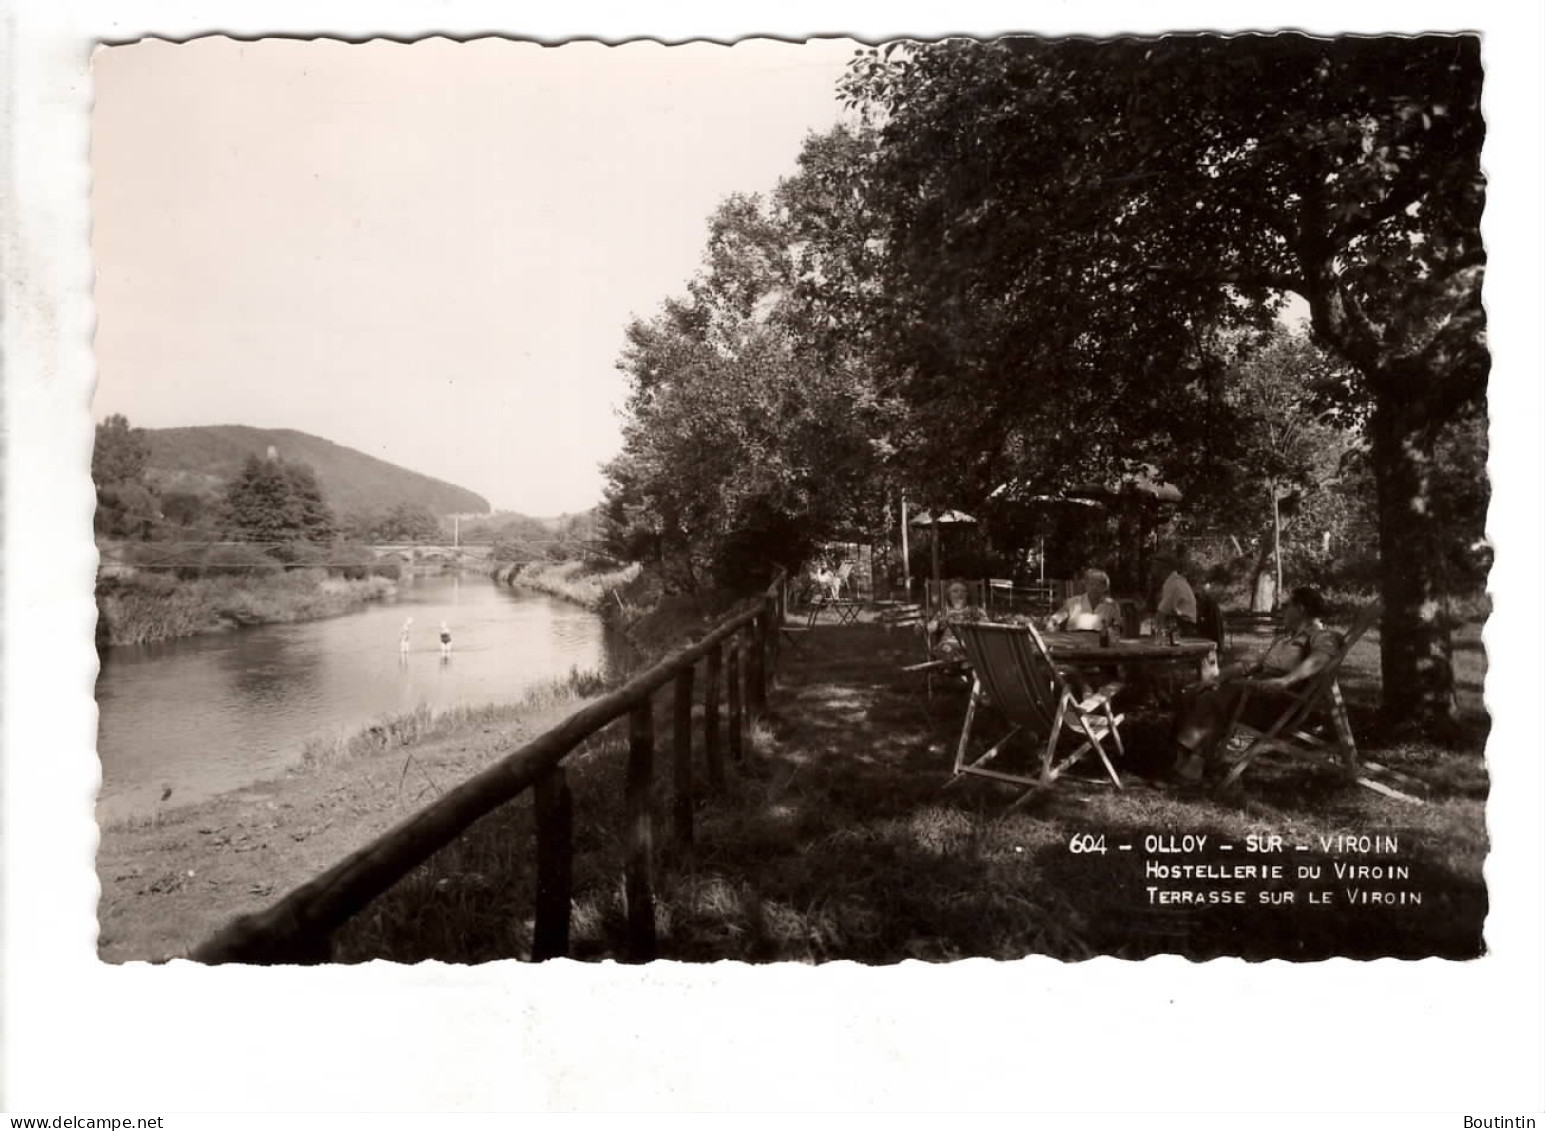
91, 37, 861, 515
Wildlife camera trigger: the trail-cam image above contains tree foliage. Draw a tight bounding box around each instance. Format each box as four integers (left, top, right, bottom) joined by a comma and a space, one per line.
602, 135, 896, 591
221, 453, 336, 546
93, 414, 160, 538
840, 34, 1487, 727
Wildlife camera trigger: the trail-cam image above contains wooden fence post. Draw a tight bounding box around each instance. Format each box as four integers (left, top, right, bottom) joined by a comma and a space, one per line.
704, 643, 724, 791
672, 667, 695, 848
746, 619, 766, 720
728, 639, 743, 762
625, 702, 657, 962
766, 596, 780, 683
532, 766, 573, 961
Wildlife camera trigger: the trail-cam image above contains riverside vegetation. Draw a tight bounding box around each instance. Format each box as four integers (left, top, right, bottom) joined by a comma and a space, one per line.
494, 558, 642, 611
95, 566, 397, 647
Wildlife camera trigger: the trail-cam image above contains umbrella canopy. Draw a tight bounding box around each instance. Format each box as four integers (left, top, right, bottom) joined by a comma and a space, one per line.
1068, 465, 1183, 505
909, 508, 978, 526
907, 510, 977, 603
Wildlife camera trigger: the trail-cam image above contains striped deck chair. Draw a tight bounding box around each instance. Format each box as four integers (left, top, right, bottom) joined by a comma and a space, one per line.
1213, 602, 1420, 801
950, 620, 1126, 807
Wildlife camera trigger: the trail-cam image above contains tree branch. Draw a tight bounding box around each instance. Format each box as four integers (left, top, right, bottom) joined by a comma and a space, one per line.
1141, 263, 1306, 296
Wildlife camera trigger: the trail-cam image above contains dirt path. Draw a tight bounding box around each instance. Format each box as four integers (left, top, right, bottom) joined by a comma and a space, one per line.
95, 699, 587, 963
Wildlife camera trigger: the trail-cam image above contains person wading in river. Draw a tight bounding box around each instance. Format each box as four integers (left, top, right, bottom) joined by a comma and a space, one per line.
439, 620, 452, 657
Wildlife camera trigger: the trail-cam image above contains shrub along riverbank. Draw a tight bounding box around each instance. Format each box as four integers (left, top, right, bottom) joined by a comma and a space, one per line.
492, 558, 642, 610
95, 568, 396, 647
494, 557, 762, 661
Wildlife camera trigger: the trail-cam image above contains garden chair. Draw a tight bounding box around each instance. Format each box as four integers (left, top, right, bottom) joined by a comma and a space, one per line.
988, 578, 1015, 613
1196, 590, 1227, 651
949, 620, 1126, 808
883, 602, 969, 704
829, 561, 854, 599
1213, 602, 1420, 802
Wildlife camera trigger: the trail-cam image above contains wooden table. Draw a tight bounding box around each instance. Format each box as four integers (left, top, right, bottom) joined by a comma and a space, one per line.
1040, 631, 1220, 681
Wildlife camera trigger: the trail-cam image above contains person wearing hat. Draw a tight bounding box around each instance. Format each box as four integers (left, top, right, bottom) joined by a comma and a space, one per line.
1171, 586, 1344, 782
1150, 549, 1197, 636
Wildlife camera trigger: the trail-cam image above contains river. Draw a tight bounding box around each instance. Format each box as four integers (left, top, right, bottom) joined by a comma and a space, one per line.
94, 574, 626, 824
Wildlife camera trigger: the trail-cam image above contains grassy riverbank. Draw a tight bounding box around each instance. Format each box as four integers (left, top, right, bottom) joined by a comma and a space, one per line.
96, 568, 396, 647
97, 666, 610, 962
494, 558, 641, 610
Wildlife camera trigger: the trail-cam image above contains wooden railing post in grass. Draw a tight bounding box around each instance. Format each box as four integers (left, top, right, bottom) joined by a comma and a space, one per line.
532, 766, 573, 962
766, 596, 781, 683
727, 638, 743, 762
746, 618, 766, 721
704, 642, 724, 791
760, 606, 774, 699
672, 666, 695, 848
625, 702, 657, 962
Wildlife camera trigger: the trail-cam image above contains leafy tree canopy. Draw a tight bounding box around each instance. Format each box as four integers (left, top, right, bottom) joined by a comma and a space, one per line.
840, 33, 1487, 728
93, 414, 159, 538
221, 453, 336, 546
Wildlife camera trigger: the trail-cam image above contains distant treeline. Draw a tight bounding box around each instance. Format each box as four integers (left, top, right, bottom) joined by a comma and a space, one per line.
93, 414, 603, 570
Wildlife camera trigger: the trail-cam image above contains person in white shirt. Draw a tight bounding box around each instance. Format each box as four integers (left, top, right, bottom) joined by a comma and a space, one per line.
1150, 550, 1197, 634
1046, 568, 1123, 633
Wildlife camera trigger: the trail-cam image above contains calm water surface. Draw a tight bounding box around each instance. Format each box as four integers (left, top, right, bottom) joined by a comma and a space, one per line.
95, 575, 624, 823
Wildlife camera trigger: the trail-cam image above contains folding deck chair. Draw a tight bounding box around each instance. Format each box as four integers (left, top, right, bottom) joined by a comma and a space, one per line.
1214, 602, 1420, 802
950, 620, 1126, 807
882, 602, 969, 704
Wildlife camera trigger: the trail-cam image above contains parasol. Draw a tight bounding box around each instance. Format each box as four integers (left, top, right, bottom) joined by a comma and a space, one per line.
909, 509, 978, 606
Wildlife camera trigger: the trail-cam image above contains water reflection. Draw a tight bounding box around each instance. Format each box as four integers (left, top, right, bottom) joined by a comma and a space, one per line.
222, 630, 323, 710
95, 576, 623, 823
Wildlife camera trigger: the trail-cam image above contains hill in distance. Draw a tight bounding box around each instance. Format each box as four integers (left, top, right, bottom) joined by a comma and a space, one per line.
143, 425, 490, 518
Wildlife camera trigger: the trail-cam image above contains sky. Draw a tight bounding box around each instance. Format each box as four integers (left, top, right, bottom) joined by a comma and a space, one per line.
91, 37, 862, 516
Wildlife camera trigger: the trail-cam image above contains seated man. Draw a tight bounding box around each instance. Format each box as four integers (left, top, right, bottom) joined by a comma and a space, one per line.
1172, 586, 1343, 782
1150, 549, 1198, 636
1045, 568, 1124, 633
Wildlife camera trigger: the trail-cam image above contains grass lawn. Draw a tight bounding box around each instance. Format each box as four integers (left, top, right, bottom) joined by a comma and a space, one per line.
331, 612, 1489, 964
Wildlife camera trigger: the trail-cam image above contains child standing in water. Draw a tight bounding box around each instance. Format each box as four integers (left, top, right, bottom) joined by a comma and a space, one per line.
439, 620, 452, 656
399, 617, 413, 655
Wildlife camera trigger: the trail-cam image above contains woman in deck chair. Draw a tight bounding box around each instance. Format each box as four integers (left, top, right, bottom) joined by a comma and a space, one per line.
1172, 586, 1343, 782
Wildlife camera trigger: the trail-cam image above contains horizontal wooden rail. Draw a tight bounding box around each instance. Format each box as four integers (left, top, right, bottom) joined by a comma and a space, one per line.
191, 570, 786, 965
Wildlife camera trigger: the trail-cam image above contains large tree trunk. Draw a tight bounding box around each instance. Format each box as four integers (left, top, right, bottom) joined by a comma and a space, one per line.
1368, 398, 1461, 734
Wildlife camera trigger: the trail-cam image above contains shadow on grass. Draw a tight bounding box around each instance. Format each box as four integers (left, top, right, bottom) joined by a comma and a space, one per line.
330, 620, 1490, 965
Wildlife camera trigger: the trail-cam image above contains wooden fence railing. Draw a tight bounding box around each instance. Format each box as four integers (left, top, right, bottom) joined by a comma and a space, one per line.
191, 571, 790, 965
